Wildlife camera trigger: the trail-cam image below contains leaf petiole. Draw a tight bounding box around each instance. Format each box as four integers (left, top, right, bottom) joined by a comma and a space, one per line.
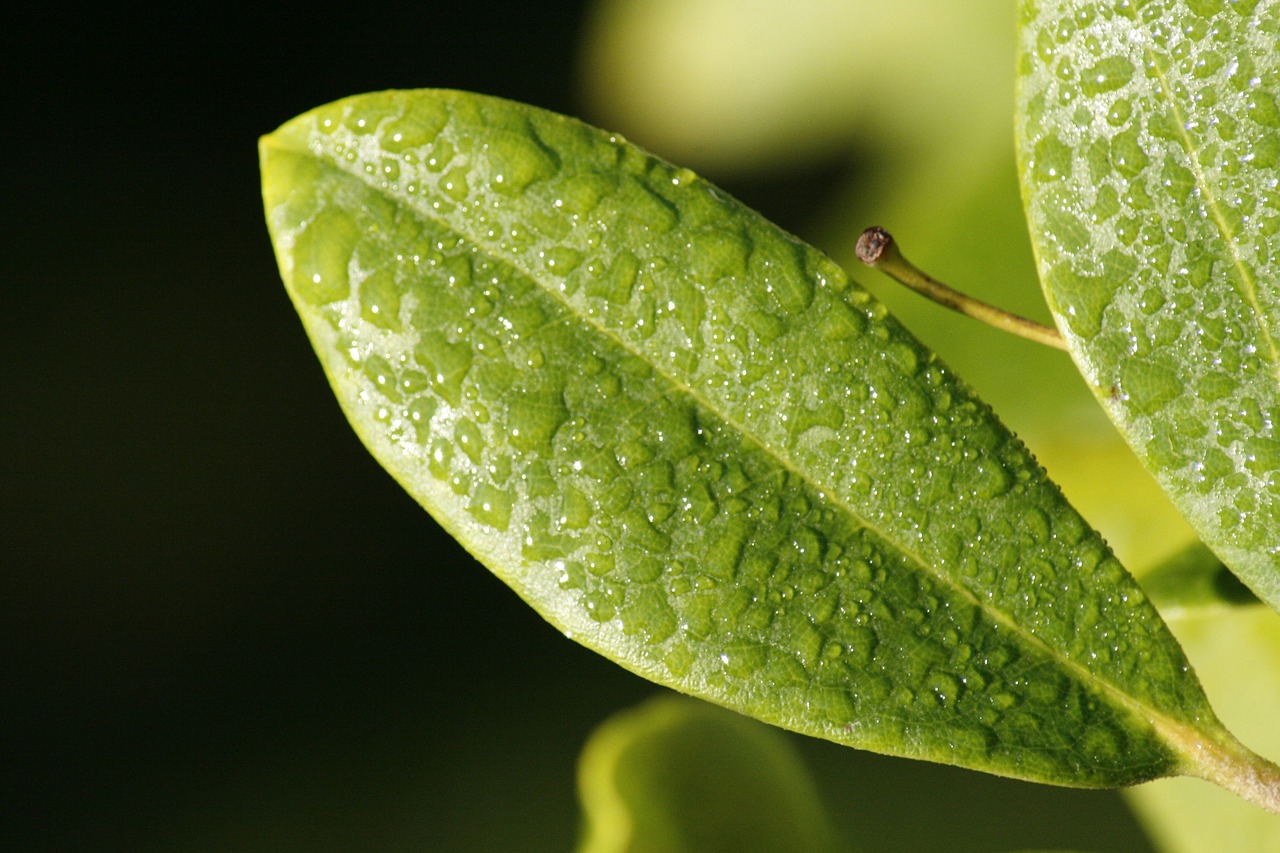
1178, 726, 1280, 816
855, 226, 1067, 351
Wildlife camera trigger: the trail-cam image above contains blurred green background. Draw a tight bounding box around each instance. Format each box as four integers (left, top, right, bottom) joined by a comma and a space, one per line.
5, 1, 1206, 849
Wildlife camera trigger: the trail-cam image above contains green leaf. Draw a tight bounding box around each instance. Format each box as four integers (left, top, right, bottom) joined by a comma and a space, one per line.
260, 90, 1269, 794
1015, 0, 1280, 612
576, 695, 839, 853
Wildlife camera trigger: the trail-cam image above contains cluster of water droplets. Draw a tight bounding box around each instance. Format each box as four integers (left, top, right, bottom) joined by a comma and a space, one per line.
1019, 1, 1280, 583
265, 90, 1207, 779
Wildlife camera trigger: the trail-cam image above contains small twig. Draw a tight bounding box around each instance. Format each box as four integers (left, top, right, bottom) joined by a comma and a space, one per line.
855, 226, 1066, 351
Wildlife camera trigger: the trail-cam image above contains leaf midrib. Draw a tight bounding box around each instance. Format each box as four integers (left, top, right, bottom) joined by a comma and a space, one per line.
268, 125, 1207, 759
1145, 42, 1280, 380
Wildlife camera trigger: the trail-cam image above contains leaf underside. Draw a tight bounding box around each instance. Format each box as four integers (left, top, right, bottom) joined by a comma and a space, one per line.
1015, 0, 1280, 611
261, 89, 1224, 787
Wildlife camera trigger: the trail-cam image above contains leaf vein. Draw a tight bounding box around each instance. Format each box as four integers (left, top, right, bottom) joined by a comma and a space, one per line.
1146, 46, 1280, 380
278, 129, 1211, 763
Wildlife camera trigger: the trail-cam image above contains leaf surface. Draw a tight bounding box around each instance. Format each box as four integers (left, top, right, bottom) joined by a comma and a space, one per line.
262, 90, 1238, 788
1015, 0, 1280, 610
576, 696, 838, 853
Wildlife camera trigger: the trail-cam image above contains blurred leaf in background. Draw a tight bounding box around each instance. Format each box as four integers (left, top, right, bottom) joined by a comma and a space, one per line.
577, 696, 839, 853
580, 0, 1013, 176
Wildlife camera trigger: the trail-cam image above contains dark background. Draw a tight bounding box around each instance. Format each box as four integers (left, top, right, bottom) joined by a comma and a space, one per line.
5, 4, 1153, 850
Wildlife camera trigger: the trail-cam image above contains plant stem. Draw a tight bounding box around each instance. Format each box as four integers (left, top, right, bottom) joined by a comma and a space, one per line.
1185, 728, 1280, 815
855, 226, 1067, 351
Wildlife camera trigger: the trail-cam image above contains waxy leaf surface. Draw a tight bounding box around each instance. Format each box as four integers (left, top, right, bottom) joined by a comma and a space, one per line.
262, 90, 1227, 787
1015, 0, 1280, 610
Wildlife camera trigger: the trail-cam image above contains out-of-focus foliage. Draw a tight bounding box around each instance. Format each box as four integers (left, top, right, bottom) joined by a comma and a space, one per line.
580, 0, 1014, 175
576, 696, 839, 853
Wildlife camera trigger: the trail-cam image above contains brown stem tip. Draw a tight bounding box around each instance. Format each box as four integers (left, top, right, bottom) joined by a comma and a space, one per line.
853, 226, 1067, 351
855, 226, 894, 266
